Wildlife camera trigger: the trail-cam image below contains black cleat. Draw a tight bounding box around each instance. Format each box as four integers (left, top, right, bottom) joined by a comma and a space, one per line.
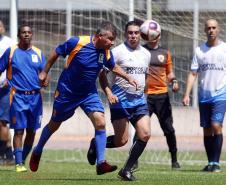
172, 161, 181, 169
202, 165, 212, 172
87, 138, 96, 165
211, 165, 222, 173
118, 168, 136, 181
96, 161, 117, 175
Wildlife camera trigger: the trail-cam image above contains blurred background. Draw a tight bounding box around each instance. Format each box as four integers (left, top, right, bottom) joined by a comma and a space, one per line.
1, 0, 226, 165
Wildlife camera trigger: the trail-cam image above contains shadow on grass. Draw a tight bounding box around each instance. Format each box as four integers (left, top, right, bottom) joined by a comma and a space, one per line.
22, 177, 120, 182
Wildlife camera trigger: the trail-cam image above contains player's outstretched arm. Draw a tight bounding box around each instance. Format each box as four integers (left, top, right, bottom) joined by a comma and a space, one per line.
111, 64, 139, 90
99, 69, 118, 104
44, 50, 59, 74
39, 50, 59, 84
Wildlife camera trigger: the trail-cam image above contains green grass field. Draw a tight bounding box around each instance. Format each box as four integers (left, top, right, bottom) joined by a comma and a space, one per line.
0, 150, 226, 185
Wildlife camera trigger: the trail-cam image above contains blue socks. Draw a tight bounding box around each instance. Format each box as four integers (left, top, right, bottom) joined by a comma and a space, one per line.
14, 148, 23, 165
34, 125, 53, 154
95, 130, 106, 165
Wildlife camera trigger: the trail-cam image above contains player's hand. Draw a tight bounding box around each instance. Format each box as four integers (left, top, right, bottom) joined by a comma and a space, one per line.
128, 77, 139, 90
172, 80, 179, 93
107, 93, 118, 104
39, 71, 48, 86
182, 95, 190, 106
41, 75, 50, 87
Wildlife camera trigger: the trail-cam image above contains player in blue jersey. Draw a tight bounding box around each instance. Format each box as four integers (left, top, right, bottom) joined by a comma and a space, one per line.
87, 21, 151, 181
183, 19, 226, 172
0, 25, 47, 172
0, 20, 15, 165
29, 21, 138, 175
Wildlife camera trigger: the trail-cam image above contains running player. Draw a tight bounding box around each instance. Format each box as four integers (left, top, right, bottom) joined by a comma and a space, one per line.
29, 21, 138, 175
87, 20, 151, 181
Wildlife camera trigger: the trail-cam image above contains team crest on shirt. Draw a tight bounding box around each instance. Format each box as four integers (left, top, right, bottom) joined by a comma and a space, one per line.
31, 54, 39, 63
98, 53, 104, 63
158, 55, 165, 63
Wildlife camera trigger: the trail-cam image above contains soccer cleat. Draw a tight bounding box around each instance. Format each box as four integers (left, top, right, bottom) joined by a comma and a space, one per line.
87, 138, 96, 165
96, 160, 117, 175
211, 165, 222, 173
202, 165, 212, 172
131, 161, 139, 172
172, 161, 181, 169
29, 151, 42, 172
15, 164, 27, 172
118, 168, 136, 181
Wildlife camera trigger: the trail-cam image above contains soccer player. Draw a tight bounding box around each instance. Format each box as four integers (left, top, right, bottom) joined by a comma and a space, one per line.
141, 20, 180, 169
0, 20, 15, 165
0, 25, 47, 172
29, 21, 138, 175
87, 21, 151, 181
183, 18, 226, 173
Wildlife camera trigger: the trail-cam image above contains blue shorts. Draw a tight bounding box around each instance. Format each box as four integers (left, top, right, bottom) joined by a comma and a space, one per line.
10, 91, 42, 130
110, 104, 149, 125
199, 100, 226, 128
0, 88, 10, 123
51, 91, 104, 122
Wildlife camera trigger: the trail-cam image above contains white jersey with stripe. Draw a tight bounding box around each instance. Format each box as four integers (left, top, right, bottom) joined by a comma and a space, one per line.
0, 35, 15, 86
192, 41, 226, 102
110, 42, 151, 108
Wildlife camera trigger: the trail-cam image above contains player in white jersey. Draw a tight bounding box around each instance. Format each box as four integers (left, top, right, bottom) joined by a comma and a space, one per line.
87, 21, 151, 181
0, 20, 15, 165
183, 19, 226, 173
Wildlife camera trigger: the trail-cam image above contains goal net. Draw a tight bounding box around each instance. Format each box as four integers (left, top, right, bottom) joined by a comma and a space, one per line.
1, 0, 226, 165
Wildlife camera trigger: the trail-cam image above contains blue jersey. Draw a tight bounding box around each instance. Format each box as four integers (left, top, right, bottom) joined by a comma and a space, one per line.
55, 36, 115, 96
0, 45, 46, 91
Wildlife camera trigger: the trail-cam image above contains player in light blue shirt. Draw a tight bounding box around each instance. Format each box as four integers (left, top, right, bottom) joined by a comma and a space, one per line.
29, 21, 138, 175
183, 19, 226, 173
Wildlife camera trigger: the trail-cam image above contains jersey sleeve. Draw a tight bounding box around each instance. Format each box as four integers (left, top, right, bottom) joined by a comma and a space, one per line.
55, 36, 79, 58
166, 50, 173, 75
191, 49, 199, 72
103, 50, 115, 70
0, 48, 10, 73
112, 46, 120, 64
39, 52, 47, 71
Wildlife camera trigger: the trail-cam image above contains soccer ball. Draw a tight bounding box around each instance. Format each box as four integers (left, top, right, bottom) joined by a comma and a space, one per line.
140, 20, 161, 42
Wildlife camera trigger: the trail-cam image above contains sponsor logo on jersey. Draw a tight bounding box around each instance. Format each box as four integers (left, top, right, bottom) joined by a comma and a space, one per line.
31, 54, 39, 63
158, 55, 165, 63
98, 53, 104, 63
126, 67, 147, 74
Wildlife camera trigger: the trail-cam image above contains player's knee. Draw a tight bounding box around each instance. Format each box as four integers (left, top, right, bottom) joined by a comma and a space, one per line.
212, 124, 222, 135
139, 132, 151, 142
94, 122, 106, 130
